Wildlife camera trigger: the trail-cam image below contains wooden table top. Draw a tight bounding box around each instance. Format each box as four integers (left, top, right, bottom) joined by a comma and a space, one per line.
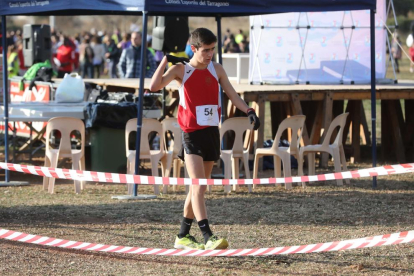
77, 78, 414, 101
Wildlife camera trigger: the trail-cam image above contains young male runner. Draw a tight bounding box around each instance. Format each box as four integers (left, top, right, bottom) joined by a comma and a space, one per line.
150, 28, 260, 250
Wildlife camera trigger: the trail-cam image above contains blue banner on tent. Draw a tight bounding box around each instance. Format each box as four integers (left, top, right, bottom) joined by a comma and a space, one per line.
0, 0, 145, 15
0, 0, 376, 16
148, 0, 376, 16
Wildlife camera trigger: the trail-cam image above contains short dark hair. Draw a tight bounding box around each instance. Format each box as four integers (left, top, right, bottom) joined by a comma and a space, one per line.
132, 31, 142, 38
190, 28, 217, 49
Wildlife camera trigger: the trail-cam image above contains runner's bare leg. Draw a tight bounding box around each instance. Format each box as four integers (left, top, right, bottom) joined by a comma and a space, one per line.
183, 153, 214, 221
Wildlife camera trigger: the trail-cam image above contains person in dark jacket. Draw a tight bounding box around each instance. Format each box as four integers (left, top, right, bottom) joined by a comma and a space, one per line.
80, 37, 95, 78
104, 35, 120, 78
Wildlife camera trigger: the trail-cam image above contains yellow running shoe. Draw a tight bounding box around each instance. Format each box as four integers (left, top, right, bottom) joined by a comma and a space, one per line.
205, 235, 229, 250
174, 234, 205, 250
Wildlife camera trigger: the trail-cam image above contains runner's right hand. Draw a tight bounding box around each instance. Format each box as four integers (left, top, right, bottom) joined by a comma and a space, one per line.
166, 55, 189, 65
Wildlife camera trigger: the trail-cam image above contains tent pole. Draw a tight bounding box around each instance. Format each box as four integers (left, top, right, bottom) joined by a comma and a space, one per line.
216, 16, 228, 182
216, 16, 224, 123
2, 15, 10, 182
133, 11, 149, 197
370, 9, 377, 189
216, 16, 223, 64
112, 14, 155, 200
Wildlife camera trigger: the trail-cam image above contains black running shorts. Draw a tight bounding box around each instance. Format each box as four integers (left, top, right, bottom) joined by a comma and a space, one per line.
178, 126, 220, 162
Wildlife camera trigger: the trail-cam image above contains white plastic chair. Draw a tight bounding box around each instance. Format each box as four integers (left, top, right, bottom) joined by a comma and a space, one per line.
298, 112, 350, 186
125, 118, 166, 195
253, 115, 306, 190
160, 117, 189, 194
220, 117, 254, 193
42, 117, 85, 194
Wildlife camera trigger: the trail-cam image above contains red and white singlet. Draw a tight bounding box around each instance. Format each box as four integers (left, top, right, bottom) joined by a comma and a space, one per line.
177, 62, 221, 133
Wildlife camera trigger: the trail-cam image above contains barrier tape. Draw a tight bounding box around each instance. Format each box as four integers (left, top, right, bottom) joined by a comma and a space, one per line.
0, 162, 413, 186
1, 228, 413, 257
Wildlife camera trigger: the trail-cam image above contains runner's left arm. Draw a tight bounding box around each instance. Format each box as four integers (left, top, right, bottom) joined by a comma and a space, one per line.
216, 63, 260, 130
215, 63, 249, 113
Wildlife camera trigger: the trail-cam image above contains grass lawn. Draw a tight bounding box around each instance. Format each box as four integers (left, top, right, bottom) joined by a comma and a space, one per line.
0, 162, 413, 275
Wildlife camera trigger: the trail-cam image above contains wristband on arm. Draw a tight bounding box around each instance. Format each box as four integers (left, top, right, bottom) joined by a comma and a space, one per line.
246, 107, 260, 130
246, 108, 255, 114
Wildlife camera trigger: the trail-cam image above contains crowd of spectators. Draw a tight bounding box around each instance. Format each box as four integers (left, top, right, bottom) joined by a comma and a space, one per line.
3, 29, 28, 78
50, 28, 160, 79
4, 28, 162, 80
222, 29, 249, 54
3, 26, 250, 80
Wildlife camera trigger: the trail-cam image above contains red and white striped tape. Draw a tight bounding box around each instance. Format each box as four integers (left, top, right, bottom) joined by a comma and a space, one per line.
0, 162, 413, 186
1, 228, 413, 257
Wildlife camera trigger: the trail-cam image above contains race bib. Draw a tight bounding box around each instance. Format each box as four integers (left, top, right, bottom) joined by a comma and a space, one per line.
196, 105, 219, 126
